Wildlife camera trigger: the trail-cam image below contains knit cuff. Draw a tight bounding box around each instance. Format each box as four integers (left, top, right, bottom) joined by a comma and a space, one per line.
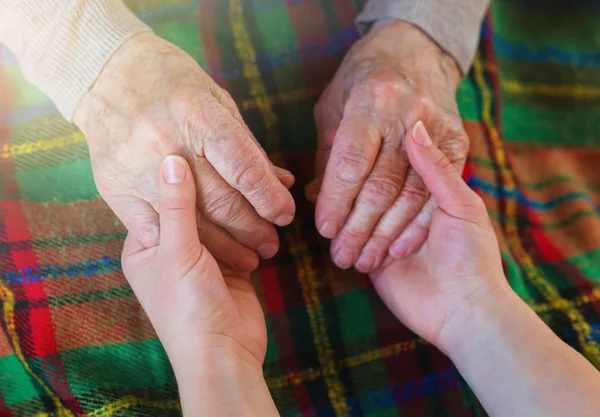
355, 0, 490, 75
0, 0, 152, 121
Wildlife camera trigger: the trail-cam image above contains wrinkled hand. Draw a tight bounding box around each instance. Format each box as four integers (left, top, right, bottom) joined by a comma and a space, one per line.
307, 20, 468, 273
370, 122, 508, 351
75, 32, 295, 272
121, 155, 267, 389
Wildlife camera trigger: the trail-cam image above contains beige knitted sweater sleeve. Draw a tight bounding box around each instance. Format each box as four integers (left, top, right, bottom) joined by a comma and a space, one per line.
0, 0, 151, 121
0, 0, 487, 122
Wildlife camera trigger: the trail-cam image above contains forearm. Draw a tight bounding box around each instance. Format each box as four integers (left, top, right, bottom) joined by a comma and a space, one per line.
356, 0, 490, 74
443, 288, 600, 417
0, 0, 151, 120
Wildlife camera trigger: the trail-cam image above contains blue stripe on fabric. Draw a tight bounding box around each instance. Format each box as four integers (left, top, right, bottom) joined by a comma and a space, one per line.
1, 256, 120, 285
467, 176, 600, 212
283, 369, 460, 417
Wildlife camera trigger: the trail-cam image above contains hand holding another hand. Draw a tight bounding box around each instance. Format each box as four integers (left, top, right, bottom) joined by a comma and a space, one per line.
75, 32, 295, 273
308, 20, 469, 273
121, 156, 278, 417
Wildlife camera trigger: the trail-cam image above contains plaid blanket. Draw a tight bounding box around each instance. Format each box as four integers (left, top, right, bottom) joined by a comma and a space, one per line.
1, 0, 600, 415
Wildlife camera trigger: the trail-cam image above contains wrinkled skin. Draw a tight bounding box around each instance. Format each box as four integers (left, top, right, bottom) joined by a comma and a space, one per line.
307, 20, 469, 273
75, 32, 296, 272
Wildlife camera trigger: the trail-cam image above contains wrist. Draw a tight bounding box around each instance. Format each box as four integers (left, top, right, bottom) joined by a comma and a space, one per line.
437, 282, 524, 358
368, 19, 462, 89
170, 338, 276, 417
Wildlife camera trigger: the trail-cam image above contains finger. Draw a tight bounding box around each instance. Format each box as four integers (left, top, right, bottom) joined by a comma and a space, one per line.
354, 167, 428, 273
389, 196, 437, 259
305, 129, 336, 203
214, 89, 297, 196
195, 210, 259, 271
110, 195, 160, 249
200, 104, 295, 226
305, 176, 322, 203
143, 193, 259, 270
315, 96, 381, 238
407, 121, 487, 225
192, 157, 281, 259
158, 155, 202, 263
273, 165, 295, 190
330, 132, 407, 269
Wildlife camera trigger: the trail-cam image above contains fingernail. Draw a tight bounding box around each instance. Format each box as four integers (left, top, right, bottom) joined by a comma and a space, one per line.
320, 221, 338, 238
412, 121, 432, 148
274, 213, 294, 226
355, 251, 375, 273
163, 156, 186, 184
390, 240, 409, 259
258, 242, 279, 259
334, 248, 355, 269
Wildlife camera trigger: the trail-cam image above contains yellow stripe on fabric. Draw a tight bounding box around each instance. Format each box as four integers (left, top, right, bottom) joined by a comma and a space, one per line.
229, 0, 279, 153
83, 396, 180, 417
267, 338, 427, 390
229, 1, 348, 412
1, 132, 84, 159
287, 226, 350, 415
502, 80, 600, 99
0, 284, 75, 417
266, 286, 600, 390
473, 56, 600, 367
239, 87, 313, 112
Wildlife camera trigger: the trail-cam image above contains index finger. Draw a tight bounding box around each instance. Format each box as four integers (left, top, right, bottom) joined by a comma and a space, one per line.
315, 100, 381, 238
199, 103, 296, 226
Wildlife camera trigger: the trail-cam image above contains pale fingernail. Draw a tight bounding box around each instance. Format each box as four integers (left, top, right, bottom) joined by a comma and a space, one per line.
390, 239, 409, 259
320, 220, 338, 238
274, 213, 294, 226
334, 248, 355, 269
355, 252, 375, 273
258, 242, 279, 259
412, 120, 432, 148
163, 156, 186, 184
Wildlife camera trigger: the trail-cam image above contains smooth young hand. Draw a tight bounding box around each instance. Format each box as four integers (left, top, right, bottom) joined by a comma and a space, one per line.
121, 156, 278, 417
369, 121, 507, 351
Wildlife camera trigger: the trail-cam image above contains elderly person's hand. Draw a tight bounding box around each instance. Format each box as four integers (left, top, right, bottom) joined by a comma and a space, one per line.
122, 155, 278, 416
75, 32, 295, 272
307, 20, 468, 273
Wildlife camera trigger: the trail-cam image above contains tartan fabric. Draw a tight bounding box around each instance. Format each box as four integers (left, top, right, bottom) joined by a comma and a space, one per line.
1, 0, 600, 415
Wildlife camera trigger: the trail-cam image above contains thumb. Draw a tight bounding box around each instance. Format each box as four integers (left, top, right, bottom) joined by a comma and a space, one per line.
406, 121, 483, 220
158, 155, 202, 259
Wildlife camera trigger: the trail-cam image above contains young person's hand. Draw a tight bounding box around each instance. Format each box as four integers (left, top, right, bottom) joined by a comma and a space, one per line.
372, 123, 600, 417
121, 155, 278, 417
369, 120, 507, 350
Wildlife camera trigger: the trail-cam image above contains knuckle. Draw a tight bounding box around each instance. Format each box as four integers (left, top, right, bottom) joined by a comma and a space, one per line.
332, 149, 371, 187
204, 190, 246, 224
414, 94, 436, 117
365, 74, 406, 111
358, 176, 402, 209
232, 158, 269, 191
399, 181, 429, 203
161, 196, 193, 217
432, 152, 455, 173
337, 228, 369, 248
131, 116, 171, 149
369, 230, 394, 248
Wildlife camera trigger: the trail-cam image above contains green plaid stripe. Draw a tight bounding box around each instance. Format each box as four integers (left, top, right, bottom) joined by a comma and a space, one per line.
1, 0, 600, 416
